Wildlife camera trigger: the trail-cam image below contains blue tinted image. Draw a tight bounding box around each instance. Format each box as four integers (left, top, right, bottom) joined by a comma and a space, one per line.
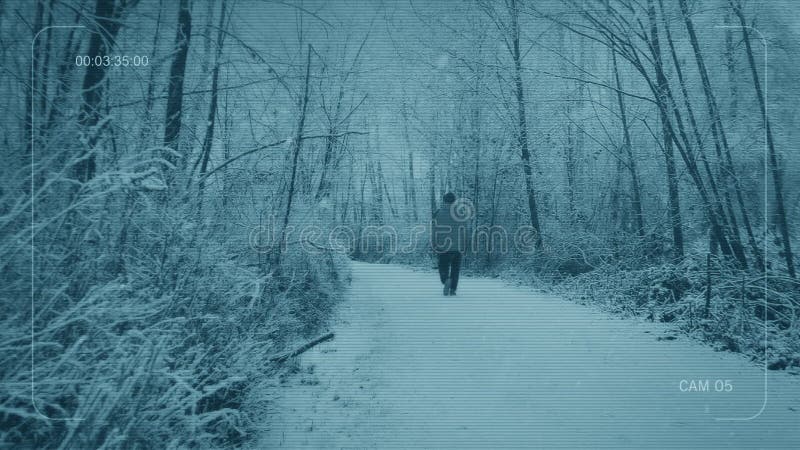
2, 0, 799, 448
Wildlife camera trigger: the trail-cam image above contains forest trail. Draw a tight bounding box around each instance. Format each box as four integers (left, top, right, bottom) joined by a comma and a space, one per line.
259, 262, 800, 449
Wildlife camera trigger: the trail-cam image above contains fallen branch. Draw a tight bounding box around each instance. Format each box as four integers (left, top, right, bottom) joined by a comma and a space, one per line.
270, 331, 335, 363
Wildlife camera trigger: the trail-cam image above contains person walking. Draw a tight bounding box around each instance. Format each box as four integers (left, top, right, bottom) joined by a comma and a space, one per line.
431, 192, 467, 296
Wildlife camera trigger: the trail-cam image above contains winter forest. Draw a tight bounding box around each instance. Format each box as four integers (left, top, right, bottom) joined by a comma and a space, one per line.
1, 0, 800, 448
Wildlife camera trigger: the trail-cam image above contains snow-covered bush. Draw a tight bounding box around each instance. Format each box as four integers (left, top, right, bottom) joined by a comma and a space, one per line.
557, 251, 800, 369
0, 160, 349, 448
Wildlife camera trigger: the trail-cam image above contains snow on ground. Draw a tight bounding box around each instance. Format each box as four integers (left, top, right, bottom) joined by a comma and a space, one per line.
258, 262, 800, 449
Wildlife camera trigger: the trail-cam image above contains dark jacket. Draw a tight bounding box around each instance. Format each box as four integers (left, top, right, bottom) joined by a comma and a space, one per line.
431, 204, 467, 253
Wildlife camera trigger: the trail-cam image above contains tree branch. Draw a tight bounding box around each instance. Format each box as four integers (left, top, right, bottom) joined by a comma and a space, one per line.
200, 131, 369, 181
270, 332, 335, 363
541, 71, 656, 104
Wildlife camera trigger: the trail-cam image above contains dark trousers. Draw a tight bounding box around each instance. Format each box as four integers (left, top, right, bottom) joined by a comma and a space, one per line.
437, 251, 462, 291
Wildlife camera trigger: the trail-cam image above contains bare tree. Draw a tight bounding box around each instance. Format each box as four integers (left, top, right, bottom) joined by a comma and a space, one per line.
676, 0, 761, 267
75, 0, 130, 182
197, 0, 228, 203
509, 0, 544, 249
278, 44, 313, 263
163, 0, 192, 170
731, 0, 796, 278
610, 46, 645, 237
646, 0, 684, 259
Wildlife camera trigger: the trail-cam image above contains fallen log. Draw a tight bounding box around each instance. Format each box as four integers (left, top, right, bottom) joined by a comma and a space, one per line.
270, 331, 335, 363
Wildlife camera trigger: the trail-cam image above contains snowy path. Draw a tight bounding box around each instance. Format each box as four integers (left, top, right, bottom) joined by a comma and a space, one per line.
259, 262, 800, 449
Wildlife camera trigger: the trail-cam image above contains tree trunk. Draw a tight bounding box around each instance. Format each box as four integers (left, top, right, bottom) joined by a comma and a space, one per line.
564, 120, 577, 223
197, 0, 227, 204
136, 0, 164, 149
400, 99, 418, 221
367, 158, 381, 224
661, 117, 685, 260
340, 159, 353, 223
277, 44, 313, 263
25, 0, 45, 163
74, 0, 123, 182
408, 148, 418, 221
379, 161, 398, 219
611, 47, 645, 237
724, 10, 738, 123
647, 0, 684, 259
38, 1, 56, 133
510, 0, 543, 250
316, 131, 337, 201
163, 0, 192, 170
472, 104, 481, 229
429, 125, 438, 218
45, 12, 83, 135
